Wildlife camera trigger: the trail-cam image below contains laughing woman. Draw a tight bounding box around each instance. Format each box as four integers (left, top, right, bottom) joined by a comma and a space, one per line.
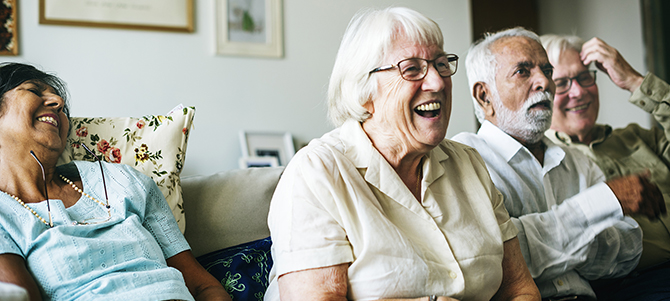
0, 63, 231, 301
264, 7, 540, 301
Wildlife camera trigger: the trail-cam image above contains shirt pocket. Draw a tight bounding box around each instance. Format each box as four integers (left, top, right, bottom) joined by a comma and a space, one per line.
610, 146, 670, 188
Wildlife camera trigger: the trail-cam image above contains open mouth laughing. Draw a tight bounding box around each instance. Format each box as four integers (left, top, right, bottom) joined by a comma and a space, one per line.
414, 101, 441, 118
37, 115, 59, 127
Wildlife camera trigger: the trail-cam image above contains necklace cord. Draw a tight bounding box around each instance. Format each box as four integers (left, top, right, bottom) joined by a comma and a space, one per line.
29, 151, 53, 228
0, 149, 112, 227
81, 144, 109, 204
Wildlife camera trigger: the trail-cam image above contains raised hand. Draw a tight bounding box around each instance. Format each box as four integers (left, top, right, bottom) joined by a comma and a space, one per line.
606, 172, 666, 220
580, 37, 644, 92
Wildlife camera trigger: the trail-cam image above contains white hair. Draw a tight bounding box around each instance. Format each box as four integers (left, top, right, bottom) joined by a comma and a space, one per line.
465, 27, 542, 124
327, 7, 444, 126
540, 34, 585, 65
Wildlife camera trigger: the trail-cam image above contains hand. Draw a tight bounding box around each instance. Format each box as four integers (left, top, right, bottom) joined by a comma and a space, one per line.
580, 37, 644, 92
606, 172, 667, 220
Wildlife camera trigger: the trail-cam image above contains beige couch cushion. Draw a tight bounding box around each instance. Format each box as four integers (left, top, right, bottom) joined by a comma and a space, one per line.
182, 167, 284, 257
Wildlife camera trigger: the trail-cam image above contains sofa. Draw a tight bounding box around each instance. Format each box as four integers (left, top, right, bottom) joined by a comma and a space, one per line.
0, 106, 283, 300
182, 166, 284, 257
182, 166, 284, 300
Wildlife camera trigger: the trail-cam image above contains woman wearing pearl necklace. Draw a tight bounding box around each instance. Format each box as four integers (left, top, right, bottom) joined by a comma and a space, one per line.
0, 63, 230, 301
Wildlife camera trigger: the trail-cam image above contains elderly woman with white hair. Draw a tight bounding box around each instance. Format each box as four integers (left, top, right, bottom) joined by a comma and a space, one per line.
263, 7, 540, 301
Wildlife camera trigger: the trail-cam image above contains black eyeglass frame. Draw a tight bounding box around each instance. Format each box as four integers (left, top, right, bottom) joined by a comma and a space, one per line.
553, 70, 597, 95
369, 54, 459, 81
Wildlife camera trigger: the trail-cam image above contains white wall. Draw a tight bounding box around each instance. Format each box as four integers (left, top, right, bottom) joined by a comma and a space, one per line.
8, 0, 648, 176
537, 0, 650, 129
9, 0, 474, 176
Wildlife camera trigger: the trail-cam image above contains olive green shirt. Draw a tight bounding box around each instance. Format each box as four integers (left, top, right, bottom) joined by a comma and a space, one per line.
546, 73, 670, 271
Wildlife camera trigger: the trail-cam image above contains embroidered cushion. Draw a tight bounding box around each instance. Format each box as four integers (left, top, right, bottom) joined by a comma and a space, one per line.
197, 237, 273, 301
57, 104, 195, 233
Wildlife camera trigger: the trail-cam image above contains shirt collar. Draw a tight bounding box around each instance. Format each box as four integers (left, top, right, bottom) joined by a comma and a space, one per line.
338, 119, 450, 189
478, 121, 567, 171
339, 119, 375, 169
545, 124, 612, 146
477, 121, 525, 162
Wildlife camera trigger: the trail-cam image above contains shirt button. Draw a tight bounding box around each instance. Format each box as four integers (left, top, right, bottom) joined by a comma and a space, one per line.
101, 263, 106, 268
557, 280, 564, 286
99, 250, 105, 255
640, 100, 646, 106
449, 271, 457, 279
608, 169, 615, 175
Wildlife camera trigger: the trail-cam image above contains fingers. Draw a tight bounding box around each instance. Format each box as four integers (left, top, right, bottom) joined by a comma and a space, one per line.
606, 173, 665, 220
639, 176, 664, 220
580, 37, 643, 92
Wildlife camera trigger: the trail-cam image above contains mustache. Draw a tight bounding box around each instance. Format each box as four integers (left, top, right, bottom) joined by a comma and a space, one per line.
523, 91, 554, 111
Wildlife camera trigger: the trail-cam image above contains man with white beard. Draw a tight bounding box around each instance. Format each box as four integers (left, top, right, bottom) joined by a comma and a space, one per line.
452, 27, 666, 301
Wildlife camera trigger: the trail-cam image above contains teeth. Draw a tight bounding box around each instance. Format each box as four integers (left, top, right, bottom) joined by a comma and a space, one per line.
37, 116, 58, 127
566, 103, 589, 112
416, 102, 441, 112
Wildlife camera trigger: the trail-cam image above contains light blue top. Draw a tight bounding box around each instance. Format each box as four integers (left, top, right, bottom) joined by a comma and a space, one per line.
0, 161, 193, 301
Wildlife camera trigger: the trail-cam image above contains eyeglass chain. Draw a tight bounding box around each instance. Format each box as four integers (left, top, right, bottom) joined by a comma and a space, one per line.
0, 175, 110, 228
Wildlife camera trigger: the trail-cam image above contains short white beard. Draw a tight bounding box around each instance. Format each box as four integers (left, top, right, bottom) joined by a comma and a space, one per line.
492, 90, 554, 144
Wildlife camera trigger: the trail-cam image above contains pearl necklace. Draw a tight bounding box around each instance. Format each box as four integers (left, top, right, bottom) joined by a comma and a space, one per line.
1, 190, 51, 226
59, 175, 110, 210
0, 175, 111, 227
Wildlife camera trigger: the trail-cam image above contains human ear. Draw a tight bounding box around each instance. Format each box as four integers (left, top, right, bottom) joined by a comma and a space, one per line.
362, 98, 375, 115
473, 82, 494, 118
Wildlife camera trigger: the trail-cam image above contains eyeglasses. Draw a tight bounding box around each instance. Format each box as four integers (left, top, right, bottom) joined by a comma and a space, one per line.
369, 54, 459, 81
553, 70, 597, 94
30, 143, 111, 227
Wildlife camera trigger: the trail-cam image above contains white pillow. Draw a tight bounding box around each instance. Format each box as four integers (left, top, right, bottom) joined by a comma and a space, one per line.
57, 104, 195, 233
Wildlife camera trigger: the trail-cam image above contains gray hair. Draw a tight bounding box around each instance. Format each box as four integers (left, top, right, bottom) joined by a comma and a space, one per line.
540, 34, 585, 65
465, 27, 541, 123
327, 7, 444, 126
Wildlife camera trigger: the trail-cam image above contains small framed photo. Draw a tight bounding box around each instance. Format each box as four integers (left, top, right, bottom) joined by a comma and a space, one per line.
215, 0, 283, 58
239, 131, 295, 166
0, 0, 18, 56
39, 0, 194, 32
239, 156, 278, 169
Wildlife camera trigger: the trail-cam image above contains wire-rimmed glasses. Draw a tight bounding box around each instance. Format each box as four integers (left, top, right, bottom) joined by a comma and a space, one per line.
554, 70, 597, 94
369, 54, 459, 81
30, 143, 111, 227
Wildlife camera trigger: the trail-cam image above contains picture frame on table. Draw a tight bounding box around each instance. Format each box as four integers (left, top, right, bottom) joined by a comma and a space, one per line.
239, 156, 279, 169
239, 131, 295, 167
215, 0, 283, 58
39, 0, 194, 32
0, 0, 18, 56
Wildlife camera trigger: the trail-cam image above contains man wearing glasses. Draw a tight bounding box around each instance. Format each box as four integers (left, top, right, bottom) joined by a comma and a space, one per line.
541, 35, 670, 300
453, 27, 666, 301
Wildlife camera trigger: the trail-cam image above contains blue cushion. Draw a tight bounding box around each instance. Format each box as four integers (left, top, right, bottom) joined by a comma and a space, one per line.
196, 237, 273, 301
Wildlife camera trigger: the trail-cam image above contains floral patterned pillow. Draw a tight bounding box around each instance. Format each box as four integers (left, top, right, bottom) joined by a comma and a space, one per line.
57, 104, 195, 233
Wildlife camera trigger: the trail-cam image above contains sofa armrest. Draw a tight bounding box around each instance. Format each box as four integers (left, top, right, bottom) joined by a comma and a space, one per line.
181, 167, 284, 257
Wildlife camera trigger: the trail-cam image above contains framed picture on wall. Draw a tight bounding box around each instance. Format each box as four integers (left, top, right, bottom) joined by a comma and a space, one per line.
216, 0, 283, 58
39, 0, 194, 32
0, 0, 18, 56
239, 131, 294, 166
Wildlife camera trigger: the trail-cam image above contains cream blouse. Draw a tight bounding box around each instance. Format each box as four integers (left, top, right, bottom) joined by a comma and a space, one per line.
265, 120, 517, 301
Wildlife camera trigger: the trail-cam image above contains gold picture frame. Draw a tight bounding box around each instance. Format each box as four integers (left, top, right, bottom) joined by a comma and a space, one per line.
39, 0, 194, 32
216, 0, 283, 58
0, 0, 18, 56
